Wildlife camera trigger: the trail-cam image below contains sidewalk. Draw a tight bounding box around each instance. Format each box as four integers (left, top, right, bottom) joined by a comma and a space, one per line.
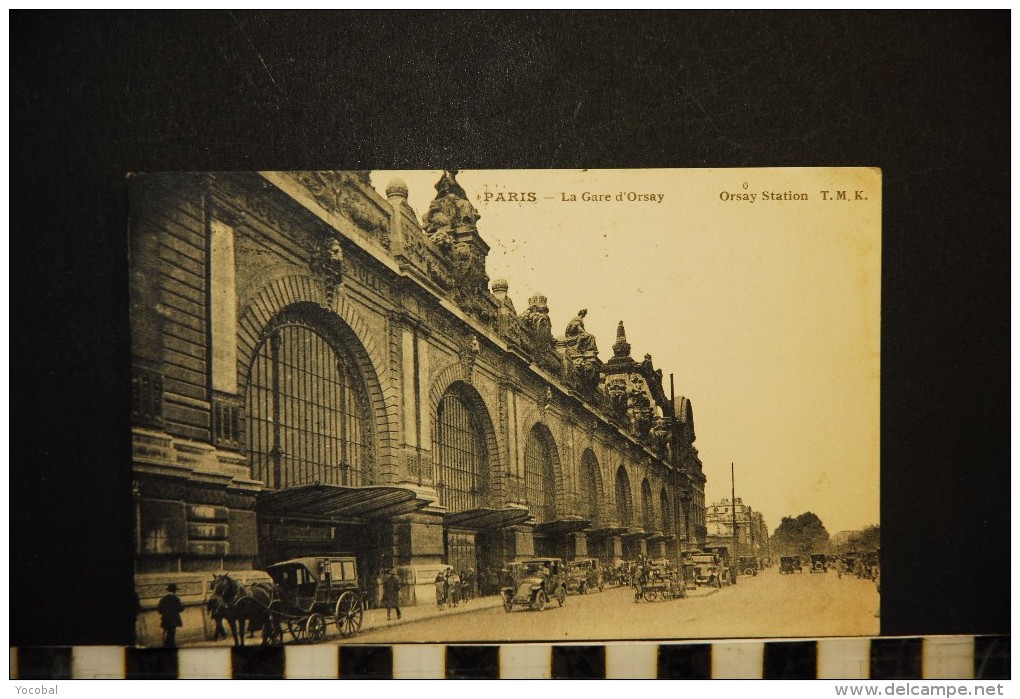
359, 593, 504, 635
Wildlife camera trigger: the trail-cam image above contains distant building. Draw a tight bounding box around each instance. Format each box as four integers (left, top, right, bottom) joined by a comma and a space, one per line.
704, 497, 770, 562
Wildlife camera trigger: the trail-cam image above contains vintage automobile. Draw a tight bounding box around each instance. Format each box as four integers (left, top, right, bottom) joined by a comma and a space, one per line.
779, 555, 804, 574
809, 553, 828, 573
738, 555, 758, 576
691, 552, 731, 588
502, 557, 568, 612
565, 558, 604, 595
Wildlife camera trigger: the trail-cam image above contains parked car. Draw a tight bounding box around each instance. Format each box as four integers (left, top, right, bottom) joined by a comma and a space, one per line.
501, 558, 568, 612
738, 556, 758, 576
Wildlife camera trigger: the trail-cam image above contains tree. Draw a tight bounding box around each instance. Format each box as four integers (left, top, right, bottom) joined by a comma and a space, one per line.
847, 524, 880, 552
771, 512, 830, 557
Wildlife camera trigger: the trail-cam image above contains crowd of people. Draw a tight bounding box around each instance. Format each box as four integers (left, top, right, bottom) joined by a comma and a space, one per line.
434, 567, 478, 609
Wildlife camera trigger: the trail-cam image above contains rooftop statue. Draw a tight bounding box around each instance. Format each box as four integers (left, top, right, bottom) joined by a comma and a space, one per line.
565, 309, 598, 356
423, 169, 480, 238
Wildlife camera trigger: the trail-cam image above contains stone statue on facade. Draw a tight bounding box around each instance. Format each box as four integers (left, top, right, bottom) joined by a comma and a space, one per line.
309, 236, 346, 307
649, 416, 672, 460
627, 373, 653, 438
423, 169, 480, 237
606, 375, 628, 417
565, 309, 598, 356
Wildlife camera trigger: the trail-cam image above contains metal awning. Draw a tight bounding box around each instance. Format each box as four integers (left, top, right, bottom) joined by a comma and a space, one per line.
257, 483, 432, 521
533, 517, 592, 537
444, 506, 532, 531
586, 525, 630, 537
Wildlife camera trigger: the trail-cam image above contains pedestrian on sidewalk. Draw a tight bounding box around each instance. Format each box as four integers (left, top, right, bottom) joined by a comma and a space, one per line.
157, 584, 184, 648
383, 568, 402, 620
435, 570, 447, 610
448, 568, 461, 607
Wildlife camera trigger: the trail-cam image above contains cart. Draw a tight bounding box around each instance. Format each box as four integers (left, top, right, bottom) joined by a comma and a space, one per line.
636, 563, 686, 601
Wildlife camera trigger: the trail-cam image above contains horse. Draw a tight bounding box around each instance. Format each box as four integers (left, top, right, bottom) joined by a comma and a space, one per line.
208, 574, 274, 647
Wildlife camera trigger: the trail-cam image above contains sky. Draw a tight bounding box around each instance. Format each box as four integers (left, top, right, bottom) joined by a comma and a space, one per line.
371, 169, 881, 536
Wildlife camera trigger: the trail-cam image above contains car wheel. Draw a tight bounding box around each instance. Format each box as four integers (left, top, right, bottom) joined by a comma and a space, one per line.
533, 590, 547, 611
743, 567, 754, 576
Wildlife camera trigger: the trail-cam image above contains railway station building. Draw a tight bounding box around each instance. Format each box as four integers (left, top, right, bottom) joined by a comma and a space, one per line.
129, 170, 708, 629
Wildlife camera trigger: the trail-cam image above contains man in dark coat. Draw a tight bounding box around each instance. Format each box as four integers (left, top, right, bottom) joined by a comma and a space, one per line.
383, 568, 402, 620
157, 584, 184, 648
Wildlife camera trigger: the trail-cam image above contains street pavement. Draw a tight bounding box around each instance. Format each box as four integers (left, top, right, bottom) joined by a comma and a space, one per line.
347, 566, 880, 643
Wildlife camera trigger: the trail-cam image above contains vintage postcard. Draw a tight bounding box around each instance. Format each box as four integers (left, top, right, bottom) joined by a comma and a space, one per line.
129, 168, 880, 646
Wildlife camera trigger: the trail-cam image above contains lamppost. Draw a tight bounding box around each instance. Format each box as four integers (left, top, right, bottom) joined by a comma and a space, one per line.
730, 462, 738, 585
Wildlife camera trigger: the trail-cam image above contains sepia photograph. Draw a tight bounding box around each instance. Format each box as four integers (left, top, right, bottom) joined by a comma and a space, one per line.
129, 167, 881, 647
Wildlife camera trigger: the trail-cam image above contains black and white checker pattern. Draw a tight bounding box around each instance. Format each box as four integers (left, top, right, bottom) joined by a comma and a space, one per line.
10, 636, 1009, 679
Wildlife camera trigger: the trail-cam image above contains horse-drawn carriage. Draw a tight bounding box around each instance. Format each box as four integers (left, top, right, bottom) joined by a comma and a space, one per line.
262, 556, 366, 643
209, 555, 366, 646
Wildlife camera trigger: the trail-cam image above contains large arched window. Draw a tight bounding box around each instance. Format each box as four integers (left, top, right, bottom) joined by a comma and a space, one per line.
248, 315, 372, 489
579, 450, 600, 522
641, 479, 655, 533
660, 488, 672, 537
433, 385, 490, 513
615, 466, 632, 526
524, 425, 558, 523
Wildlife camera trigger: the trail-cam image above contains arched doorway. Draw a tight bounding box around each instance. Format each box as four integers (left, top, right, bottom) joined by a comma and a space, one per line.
247, 304, 386, 573
433, 381, 500, 582
526, 424, 561, 556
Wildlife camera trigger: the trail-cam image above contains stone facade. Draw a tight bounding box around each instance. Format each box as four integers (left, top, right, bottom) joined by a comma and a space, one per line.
129, 170, 708, 643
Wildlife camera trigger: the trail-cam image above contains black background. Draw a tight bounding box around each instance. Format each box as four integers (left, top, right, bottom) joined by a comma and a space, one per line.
11, 11, 1009, 646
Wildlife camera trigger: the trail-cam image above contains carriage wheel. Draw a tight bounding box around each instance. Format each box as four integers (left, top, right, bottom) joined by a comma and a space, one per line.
642, 588, 657, 602
556, 586, 566, 607
502, 592, 514, 613
335, 592, 364, 638
305, 613, 327, 644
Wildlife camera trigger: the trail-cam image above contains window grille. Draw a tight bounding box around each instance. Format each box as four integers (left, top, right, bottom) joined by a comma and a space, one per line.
641, 480, 655, 532
660, 488, 671, 535
132, 365, 164, 428
615, 467, 631, 526
247, 323, 370, 489
433, 392, 488, 512
579, 452, 599, 522
524, 427, 556, 523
